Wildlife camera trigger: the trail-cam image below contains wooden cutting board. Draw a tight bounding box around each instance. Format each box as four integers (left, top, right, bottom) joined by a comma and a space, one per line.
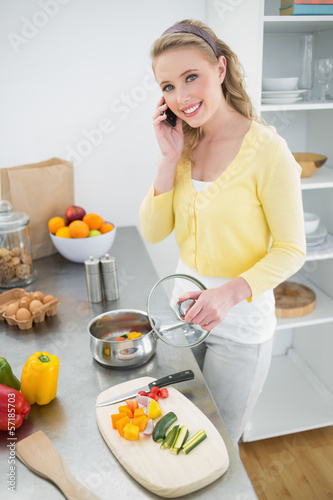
96, 377, 229, 498
274, 281, 316, 318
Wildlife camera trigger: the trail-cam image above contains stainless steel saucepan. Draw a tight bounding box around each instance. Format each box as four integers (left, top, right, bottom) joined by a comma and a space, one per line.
88, 309, 156, 368
88, 274, 211, 368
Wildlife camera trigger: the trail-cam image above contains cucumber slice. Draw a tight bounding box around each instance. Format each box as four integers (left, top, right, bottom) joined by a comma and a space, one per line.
182, 429, 207, 454
160, 425, 179, 450
171, 425, 189, 455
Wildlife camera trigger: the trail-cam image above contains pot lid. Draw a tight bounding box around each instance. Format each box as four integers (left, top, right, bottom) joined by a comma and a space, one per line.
0, 200, 30, 233
147, 274, 210, 348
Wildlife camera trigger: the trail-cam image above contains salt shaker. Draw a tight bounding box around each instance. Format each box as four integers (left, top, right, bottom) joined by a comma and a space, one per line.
100, 253, 119, 301
84, 256, 103, 303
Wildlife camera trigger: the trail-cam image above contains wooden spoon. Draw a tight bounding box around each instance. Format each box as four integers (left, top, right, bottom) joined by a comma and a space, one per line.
16, 430, 100, 500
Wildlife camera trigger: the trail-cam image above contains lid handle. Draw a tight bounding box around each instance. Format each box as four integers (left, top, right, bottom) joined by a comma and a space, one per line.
176, 299, 196, 321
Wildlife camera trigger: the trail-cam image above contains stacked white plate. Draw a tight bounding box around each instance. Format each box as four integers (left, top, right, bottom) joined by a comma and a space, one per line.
306, 226, 328, 247
261, 89, 307, 105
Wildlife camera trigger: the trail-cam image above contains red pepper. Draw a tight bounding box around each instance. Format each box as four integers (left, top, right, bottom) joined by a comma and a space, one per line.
0, 383, 31, 431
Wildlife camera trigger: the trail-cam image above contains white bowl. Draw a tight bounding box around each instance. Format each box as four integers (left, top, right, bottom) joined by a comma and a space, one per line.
262, 77, 299, 92
50, 227, 116, 263
304, 213, 320, 234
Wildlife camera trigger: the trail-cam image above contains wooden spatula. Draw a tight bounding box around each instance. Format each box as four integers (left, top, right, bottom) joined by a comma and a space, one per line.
16, 430, 101, 500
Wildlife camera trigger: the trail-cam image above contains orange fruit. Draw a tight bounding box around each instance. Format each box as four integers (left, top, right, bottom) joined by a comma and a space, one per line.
83, 213, 104, 230
100, 222, 114, 234
68, 220, 90, 238
48, 216, 65, 235
55, 226, 71, 238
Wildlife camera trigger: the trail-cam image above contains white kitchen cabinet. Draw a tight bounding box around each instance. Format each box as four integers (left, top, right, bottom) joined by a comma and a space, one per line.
208, 0, 333, 441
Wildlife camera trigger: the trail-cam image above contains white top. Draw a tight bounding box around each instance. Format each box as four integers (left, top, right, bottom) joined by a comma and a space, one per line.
191, 178, 213, 192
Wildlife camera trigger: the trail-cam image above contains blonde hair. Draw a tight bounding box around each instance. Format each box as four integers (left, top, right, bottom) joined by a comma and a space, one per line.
151, 19, 256, 163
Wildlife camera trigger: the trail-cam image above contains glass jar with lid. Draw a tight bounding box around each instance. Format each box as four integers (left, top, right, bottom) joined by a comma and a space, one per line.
0, 200, 37, 288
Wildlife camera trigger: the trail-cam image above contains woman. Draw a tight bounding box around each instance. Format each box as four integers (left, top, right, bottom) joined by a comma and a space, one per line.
140, 19, 306, 447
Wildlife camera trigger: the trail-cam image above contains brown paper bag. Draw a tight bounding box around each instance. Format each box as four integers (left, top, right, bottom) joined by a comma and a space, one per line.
1, 158, 74, 259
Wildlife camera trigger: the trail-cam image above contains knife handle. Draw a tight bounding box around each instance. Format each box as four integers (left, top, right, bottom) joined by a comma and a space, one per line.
148, 370, 194, 390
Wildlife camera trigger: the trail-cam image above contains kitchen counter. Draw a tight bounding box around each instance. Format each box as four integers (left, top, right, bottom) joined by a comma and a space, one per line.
0, 226, 257, 499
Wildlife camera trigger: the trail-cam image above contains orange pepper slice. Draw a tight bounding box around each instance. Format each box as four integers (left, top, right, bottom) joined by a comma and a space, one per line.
127, 331, 142, 340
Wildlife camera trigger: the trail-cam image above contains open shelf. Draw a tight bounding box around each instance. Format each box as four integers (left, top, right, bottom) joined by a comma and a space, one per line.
276, 277, 333, 331
242, 349, 333, 441
261, 101, 333, 112
301, 166, 333, 190
264, 15, 333, 33
305, 233, 333, 261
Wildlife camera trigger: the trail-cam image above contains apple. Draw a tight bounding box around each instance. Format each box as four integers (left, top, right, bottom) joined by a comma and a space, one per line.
88, 229, 102, 237
65, 205, 86, 223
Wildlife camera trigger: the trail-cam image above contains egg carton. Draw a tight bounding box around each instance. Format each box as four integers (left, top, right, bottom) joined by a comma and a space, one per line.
0, 288, 59, 331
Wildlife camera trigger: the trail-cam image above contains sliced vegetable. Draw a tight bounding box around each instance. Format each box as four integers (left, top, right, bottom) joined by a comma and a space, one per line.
111, 412, 127, 429
152, 411, 177, 442
171, 425, 189, 454
138, 391, 148, 397
147, 399, 162, 420
127, 331, 142, 340
182, 429, 207, 454
118, 405, 133, 418
115, 337, 127, 341
159, 388, 169, 399
133, 407, 145, 418
135, 395, 152, 407
116, 416, 130, 437
132, 415, 148, 431
125, 399, 139, 412
123, 423, 140, 440
141, 418, 154, 435
160, 424, 179, 450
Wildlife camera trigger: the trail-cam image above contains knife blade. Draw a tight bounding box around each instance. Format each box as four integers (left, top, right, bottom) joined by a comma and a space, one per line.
95, 369, 194, 407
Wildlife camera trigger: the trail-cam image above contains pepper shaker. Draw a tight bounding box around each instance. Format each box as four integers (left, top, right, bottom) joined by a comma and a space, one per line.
100, 254, 119, 301
84, 256, 103, 303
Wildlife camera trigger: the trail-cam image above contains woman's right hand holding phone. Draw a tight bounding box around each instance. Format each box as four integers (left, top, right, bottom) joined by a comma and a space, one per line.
153, 97, 184, 162
152, 97, 184, 195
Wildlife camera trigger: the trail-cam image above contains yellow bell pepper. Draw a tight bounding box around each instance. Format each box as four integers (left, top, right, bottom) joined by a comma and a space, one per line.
21, 352, 59, 405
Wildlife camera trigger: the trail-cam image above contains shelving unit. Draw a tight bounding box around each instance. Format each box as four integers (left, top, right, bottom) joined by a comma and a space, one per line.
208, 0, 333, 441
245, 0, 333, 441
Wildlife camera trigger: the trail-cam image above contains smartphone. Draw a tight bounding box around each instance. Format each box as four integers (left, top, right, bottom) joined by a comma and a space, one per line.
162, 99, 177, 127
165, 107, 177, 127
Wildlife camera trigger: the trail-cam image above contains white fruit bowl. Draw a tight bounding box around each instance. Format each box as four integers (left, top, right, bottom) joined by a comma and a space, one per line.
50, 226, 116, 263
262, 77, 299, 91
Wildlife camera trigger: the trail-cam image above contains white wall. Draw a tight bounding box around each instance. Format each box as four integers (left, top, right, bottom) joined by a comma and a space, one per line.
0, 0, 206, 277
207, 0, 264, 115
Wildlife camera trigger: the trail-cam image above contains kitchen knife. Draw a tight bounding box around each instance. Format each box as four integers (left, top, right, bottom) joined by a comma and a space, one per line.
95, 369, 195, 407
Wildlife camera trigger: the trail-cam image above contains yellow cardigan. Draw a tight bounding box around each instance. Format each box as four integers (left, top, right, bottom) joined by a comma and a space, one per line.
140, 121, 306, 300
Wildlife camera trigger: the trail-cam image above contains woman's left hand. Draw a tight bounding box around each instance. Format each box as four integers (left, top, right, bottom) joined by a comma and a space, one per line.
178, 277, 252, 331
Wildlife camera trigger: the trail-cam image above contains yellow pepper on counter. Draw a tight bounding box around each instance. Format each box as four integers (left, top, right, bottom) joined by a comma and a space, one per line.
21, 352, 59, 405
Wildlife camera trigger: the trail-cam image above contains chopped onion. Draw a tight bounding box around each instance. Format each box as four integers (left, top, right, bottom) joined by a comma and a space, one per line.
135, 395, 153, 407
141, 418, 154, 435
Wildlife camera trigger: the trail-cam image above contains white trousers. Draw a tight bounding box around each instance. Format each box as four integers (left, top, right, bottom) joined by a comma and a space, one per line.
192, 334, 274, 447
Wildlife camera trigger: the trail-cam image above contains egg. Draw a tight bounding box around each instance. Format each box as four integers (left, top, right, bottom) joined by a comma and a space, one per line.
18, 296, 31, 309
5, 302, 19, 317
32, 290, 44, 302
42, 294, 55, 304
29, 300, 43, 314
16, 308, 32, 321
